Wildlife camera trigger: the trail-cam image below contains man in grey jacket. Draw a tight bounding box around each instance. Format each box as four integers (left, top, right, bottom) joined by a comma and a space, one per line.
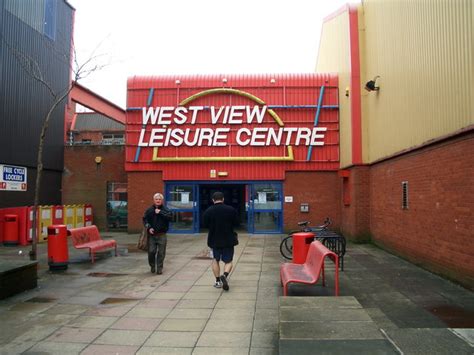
143, 193, 173, 274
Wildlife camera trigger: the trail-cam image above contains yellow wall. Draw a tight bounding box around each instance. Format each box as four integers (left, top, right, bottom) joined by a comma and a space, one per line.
361, 0, 474, 162
316, 10, 353, 168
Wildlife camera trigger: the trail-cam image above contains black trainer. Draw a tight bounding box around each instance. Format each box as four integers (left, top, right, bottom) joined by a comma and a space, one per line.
220, 275, 229, 291
150, 266, 155, 273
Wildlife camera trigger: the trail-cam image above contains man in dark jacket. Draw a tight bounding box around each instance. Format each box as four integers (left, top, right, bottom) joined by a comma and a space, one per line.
202, 191, 239, 291
143, 192, 173, 274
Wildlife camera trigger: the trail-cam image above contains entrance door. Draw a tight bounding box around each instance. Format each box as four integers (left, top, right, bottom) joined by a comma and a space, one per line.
166, 184, 198, 233
248, 183, 283, 233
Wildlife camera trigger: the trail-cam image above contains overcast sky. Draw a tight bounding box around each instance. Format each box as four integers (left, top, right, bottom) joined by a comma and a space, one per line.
69, 0, 360, 108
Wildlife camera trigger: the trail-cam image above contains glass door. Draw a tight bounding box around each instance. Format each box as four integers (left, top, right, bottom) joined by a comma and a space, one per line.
166, 184, 198, 233
248, 182, 283, 233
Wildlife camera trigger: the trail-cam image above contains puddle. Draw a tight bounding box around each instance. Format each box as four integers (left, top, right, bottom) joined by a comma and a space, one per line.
192, 249, 212, 260
87, 272, 128, 277
426, 305, 474, 328
100, 297, 140, 305
25, 296, 57, 303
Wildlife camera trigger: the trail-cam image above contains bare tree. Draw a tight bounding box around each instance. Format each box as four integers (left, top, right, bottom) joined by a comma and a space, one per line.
3, 36, 108, 260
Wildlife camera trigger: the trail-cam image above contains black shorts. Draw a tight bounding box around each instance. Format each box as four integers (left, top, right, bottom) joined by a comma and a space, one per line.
212, 247, 234, 263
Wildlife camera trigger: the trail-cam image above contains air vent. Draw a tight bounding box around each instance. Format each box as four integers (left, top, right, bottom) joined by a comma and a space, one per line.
402, 181, 409, 209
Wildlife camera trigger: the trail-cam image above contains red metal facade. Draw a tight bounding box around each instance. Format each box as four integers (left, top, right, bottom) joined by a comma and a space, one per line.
126, 74, 339, 180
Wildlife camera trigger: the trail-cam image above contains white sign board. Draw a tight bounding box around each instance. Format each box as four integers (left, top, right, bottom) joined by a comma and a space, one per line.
285, 196, 293, 203
0, 164, 27, 191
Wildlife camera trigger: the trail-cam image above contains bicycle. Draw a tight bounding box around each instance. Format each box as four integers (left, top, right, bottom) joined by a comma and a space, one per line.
280, 217, 331, 260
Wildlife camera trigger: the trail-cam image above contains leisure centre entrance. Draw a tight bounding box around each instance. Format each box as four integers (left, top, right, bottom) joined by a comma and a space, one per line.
166, 182, 283, 234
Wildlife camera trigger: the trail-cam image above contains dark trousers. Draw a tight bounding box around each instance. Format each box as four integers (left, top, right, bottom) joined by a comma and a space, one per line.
148, 233, 167, 270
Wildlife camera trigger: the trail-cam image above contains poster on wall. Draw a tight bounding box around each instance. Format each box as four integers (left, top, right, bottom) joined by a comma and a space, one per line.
0, 164, 27, 191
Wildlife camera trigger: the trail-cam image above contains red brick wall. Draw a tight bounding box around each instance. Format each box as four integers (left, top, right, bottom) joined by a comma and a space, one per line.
127, 172, 165, 233
340, 166, 371, 241
370, 133, 474, 288
284, 172, 341, 232
62, 146, 126, 230
74, 131, 103, 144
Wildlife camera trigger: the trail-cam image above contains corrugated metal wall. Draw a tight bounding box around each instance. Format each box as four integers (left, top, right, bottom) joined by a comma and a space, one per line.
316, 9, 353, 168
362, 0, 474, 162
0, 0, 74, 206
126, 74, 340, 180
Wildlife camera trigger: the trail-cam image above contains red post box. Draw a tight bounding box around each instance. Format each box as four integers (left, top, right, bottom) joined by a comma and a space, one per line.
292, 232, 315, 264
47, 225, 69, 270
3, 214, 19, 246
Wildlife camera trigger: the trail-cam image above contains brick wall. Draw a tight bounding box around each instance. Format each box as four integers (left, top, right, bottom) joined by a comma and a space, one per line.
73, 131, 103, 144
127, 172, 165, 233
62, 145, 126, 230
284, 172, 341, 232
340, 166, 371, 241
369, 133, 474, 288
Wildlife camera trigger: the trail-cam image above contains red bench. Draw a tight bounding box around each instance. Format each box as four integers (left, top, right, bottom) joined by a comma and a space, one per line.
67, 225, 117, 263
280, 241, 339, 296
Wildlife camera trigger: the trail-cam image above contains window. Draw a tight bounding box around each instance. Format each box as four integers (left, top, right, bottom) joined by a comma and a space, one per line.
113, 134, 125, 144
43, 0, 57, 40
107, 182, 128, 229
102, 134, 124, 145
402, 181, 409, 209
102, 135, 114, 145
6, 0, 56, 39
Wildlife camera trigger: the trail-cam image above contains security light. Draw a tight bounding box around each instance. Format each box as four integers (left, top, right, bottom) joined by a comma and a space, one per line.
365, 76, 380, 92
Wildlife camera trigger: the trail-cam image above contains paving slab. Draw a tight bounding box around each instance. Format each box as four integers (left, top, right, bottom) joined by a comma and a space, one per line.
23, 341, 87, 354
144, 331, 200, 347
385, 328, 474, 354
280, 339, 398, 355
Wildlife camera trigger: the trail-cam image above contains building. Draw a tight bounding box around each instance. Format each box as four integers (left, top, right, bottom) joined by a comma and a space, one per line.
0, 0, 74, 207
126, 74, 341, 235
316, 0, 473, 288
62, 82, 126, 230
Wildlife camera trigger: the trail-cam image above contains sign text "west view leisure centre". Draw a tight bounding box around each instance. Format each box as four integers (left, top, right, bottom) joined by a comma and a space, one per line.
137, 105, 327, 147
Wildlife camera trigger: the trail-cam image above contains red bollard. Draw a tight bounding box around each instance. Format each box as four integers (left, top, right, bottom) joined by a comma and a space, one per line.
292, 232, 315, 264
3, 214, 19, 246
47, 225, 69, 270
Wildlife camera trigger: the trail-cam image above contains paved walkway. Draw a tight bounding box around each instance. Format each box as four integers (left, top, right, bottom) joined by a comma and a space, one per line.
0, 232, 473, 354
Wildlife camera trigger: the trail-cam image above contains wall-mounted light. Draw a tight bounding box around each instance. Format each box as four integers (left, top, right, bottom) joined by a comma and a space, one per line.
175, 79, 181, 85
95, 156, 102, 171
365, 76, 380, 92
222, 78, 228, 84
270, 78, 276, 84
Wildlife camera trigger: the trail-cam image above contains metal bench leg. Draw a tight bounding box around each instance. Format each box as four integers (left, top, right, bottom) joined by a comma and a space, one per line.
321, 263, 326, 287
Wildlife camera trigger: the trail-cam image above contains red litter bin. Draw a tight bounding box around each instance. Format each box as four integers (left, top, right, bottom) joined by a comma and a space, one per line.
292, 232, 315, 264
47, 225, 69, 270
3, 214, 19, 246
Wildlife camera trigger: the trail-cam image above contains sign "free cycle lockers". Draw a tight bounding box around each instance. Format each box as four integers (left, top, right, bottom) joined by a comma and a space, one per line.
0, 164, 27, 191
